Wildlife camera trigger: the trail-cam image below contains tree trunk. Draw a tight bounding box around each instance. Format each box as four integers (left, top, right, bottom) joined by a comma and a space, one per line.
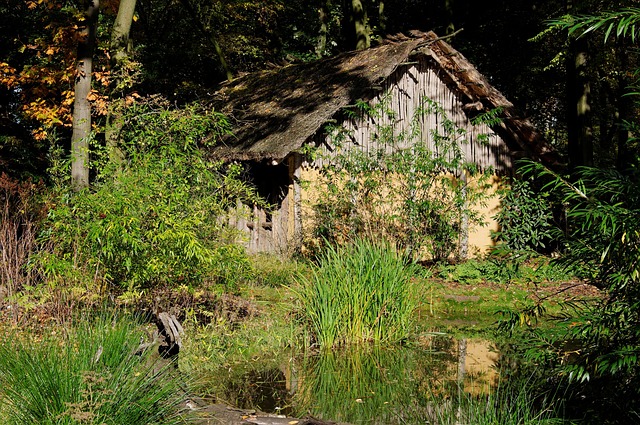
351, 0, 370, 50
71, 0, 99, 190
107, 0, 137, 166
444, 0, 455, 35
458, 171, 468, 260
566, 0, 593, 168
110, 0, 137, 67
567, 41, 593, 168
378, 0, 386, 34
615, 39, 633, 171
316, 0, 331, 57
179, 0, 233, 82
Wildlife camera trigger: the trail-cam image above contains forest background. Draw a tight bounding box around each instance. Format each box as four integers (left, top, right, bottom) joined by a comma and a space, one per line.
1, 0, 636, 177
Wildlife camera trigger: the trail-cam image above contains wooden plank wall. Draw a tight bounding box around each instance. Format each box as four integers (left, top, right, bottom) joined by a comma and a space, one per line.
227, 162, 293, 255
314, 59, 513, 172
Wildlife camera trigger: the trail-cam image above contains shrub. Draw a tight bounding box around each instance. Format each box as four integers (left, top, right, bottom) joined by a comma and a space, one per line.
492, 176, 556, 253
35, 99, 261, 295
514, 163, 640, 380
296, 238, 418, 348
307, 98, 492, 262
0, 173, 45, 301
495, 161, 640, 421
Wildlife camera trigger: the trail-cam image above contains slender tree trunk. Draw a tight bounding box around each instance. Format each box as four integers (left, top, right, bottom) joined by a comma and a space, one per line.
567, 41, 593, 167
351, 0, 370, 50
110, 0, 137, 67
444, 0, 455, 35
316, 0, 331, 57
458, 171, 468, 260
378, 0, 386, 34
107, 0, 137, 166
566, 0, 593, 168
615, 39, 633, 171
179, 0, 232, 82
71, 0, 99, 190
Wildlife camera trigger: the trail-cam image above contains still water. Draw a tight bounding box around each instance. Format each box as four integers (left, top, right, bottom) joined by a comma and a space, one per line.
220, 336, 499, 424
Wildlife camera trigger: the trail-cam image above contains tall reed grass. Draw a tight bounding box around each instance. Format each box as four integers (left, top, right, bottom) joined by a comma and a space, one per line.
297, 238, 417, 348
0, 314, 185, 424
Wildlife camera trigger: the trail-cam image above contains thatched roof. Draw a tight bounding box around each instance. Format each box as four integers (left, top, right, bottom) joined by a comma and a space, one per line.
211, 31, 558, 166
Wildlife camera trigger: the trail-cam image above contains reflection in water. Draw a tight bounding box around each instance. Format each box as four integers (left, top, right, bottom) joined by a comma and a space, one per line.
220, 336, 499, 424
288, 336, 498, 424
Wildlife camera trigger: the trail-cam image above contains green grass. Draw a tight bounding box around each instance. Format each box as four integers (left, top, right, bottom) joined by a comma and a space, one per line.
296, 238, 418, 348
0, 252, 591, 423
246, 254, 310, 287
416, 256, 590, 337
0, 314, 186, 425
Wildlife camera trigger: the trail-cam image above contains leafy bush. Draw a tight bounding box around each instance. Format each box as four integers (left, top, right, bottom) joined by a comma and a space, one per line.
36, 99, 260, 294
296, 238, 418, 347
492, 176, 556, 252
0, 314, 185, 424
438, 259, 486, 285
528, 164, 640, 380
308, 98, 492, 262
499, 161, 640, 420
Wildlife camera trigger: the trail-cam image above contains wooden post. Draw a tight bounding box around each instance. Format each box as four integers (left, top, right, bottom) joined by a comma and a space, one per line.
292, 153, 303, 253
458, 170, 469, 260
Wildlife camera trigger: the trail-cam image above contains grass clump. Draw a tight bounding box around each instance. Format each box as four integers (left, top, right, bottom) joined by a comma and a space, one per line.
297, 238, 418, 348
0, 314, 185, 424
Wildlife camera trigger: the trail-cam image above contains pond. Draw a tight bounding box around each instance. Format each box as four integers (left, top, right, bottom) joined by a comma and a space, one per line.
217, 335, 500, 424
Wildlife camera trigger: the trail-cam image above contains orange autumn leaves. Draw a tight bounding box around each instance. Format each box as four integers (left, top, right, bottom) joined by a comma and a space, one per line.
2, 0, 120, 141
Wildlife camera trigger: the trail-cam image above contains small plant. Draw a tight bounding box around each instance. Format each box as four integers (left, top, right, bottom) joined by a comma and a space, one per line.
438, 260, 486, 285
296, 238, 418, 348
248, 254, 310, 287
308, 98, 492, 262
0, 314, 185, 424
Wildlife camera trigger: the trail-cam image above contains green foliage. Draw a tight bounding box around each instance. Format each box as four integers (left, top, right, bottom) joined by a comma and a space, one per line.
247, 254, 310, 287
493, 176, 556, 252
0, 314, 185, 424
438, 260, 486, 285
438, 255, 572, 286
296, 238, 418, 348
549, 8, 640, 43
309, 98, 492, 262
36, 99, 260, 293
518, 161, 640, 383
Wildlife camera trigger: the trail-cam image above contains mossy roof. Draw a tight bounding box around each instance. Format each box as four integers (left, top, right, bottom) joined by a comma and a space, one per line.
211, 31, 559, 167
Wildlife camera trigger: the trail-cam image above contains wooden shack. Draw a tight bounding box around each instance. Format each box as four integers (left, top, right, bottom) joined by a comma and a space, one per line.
212, 31, 557, 255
